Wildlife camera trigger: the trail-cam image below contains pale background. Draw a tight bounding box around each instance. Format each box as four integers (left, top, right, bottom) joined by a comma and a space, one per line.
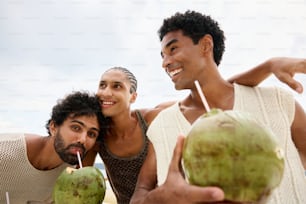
1, 0, 305, 134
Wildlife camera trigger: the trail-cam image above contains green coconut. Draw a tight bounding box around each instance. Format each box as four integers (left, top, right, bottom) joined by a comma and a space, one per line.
52, 166, 106, 204
182, 109, 284, 203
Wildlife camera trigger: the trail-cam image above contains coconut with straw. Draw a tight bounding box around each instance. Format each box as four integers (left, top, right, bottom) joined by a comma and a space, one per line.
182, 81, 285, 203
52, 151, 106, 204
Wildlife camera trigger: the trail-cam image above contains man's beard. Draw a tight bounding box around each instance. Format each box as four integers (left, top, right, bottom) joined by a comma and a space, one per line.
54, 130, 86, 165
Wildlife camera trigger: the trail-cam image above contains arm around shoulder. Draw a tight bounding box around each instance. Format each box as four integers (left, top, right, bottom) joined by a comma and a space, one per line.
228, 57, 306, 93
140, 101, 176, 125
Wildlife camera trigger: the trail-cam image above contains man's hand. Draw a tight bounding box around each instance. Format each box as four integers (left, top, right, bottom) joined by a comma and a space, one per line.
158, 136, 225, 204
269, 57, 306, 93
228, 57, 306, 94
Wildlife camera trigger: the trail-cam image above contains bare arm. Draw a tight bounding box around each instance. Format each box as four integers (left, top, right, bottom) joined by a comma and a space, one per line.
82, 142, 99, 167
130, 142, 158, 203
291, 101, 306, 169
228, 57, 306, 93
130, 137, 225, 204
140, 101, 176, 125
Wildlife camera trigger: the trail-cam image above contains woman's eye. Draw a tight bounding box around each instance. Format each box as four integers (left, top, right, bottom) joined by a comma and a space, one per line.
88, 131, 98, 138
99, 83, 106, 89
114, 84, 121, 89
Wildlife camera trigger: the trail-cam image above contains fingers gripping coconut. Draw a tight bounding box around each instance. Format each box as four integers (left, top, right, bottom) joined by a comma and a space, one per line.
52, 166, 106, 204
182, 109, 285, 203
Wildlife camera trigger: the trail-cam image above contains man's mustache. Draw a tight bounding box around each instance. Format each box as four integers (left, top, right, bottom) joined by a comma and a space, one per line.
67, 143, 86, 154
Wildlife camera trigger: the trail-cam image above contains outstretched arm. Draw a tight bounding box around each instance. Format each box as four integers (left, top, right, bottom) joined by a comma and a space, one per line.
228, 57, 306, 93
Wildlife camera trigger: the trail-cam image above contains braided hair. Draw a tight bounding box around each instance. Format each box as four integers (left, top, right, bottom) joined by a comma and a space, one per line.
105, 67, 137, 93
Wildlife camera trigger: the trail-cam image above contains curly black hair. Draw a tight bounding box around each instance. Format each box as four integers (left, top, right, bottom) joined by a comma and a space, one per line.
45, 91, 108, 141
158, 10, 225, 65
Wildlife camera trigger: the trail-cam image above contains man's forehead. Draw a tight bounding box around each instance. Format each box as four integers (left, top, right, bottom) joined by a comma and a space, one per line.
161, 30, 182, 46
66, 115, 97, 123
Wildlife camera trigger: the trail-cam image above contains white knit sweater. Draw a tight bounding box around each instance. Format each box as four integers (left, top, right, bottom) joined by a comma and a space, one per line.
148, 84, 306, 203
0, 133, 69, 204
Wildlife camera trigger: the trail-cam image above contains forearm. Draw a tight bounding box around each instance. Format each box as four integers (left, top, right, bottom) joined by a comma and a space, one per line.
228, 58, 273, 86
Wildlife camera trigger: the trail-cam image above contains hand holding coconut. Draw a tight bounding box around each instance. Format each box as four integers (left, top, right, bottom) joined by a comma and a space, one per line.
160, 135, 225, 204
180, 81, 285, 203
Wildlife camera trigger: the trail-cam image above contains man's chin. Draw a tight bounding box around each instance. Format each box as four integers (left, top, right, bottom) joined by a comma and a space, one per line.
174, 85, 186, 90
66, 160, 79, 166
62, 155, 80, 165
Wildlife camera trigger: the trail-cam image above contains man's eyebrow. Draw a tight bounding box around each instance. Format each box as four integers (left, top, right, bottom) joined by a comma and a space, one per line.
71, 120, 100, 132
161, 39, 178, 57
165, 39, 178, 48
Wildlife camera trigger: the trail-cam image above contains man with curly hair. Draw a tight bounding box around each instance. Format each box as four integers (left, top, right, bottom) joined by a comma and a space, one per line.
0, 91, 107, 203
131, 10, 306, 204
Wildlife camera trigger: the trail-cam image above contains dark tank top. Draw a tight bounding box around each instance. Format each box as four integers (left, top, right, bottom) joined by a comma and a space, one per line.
99, 110, 149, 204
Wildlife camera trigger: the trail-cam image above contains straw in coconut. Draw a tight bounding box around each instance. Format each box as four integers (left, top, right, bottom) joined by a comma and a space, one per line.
194, 80, 210, 112
77, 151, 83, 168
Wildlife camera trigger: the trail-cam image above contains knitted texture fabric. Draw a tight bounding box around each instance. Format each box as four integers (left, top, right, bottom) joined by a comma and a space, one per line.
148, 84, 306, 204
0, 133, 69, 204
99, 110, 149, 204
233, 84, 305, 204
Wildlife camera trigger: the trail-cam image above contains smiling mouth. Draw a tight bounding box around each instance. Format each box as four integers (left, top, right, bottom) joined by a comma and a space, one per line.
100, 100, 115, 108
167, 68, 183, 78
103, 101, 115, 105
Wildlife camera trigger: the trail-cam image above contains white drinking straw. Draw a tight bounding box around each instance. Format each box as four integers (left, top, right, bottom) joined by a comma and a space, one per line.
5, 192, 10, 204
77, 151, 83, 168
194, 80, 210, 112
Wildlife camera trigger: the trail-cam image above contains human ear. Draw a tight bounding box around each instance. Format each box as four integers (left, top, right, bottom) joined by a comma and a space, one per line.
130, 92, 137, 104
49, 121, 58, 137
200, 34, 213, 53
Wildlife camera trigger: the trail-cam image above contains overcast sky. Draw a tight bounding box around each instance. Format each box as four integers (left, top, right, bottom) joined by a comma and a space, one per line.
1, 0, 305, 134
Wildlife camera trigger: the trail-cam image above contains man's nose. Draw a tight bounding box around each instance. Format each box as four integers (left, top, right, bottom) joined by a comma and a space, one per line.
162, 55, 173, 70
77, 132, 87, 144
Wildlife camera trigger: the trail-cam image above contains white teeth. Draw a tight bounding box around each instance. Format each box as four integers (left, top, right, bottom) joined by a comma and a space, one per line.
103, 101, 114, 105
168, 68, 182, 77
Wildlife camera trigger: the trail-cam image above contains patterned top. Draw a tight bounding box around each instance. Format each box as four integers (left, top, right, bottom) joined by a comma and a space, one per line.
98, 110, 149, 204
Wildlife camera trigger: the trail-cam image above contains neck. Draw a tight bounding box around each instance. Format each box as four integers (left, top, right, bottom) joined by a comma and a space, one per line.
26, 134, 64, 170
107, 111, 138, 139
190, 77, 234, 111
